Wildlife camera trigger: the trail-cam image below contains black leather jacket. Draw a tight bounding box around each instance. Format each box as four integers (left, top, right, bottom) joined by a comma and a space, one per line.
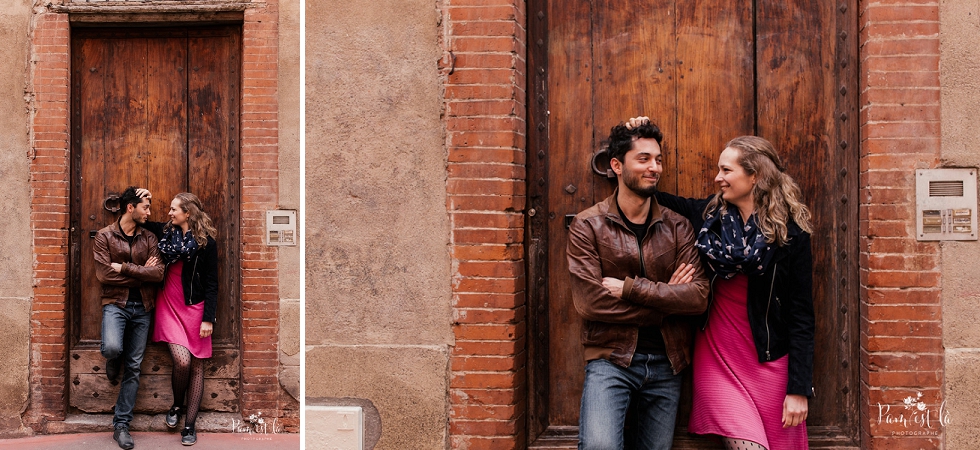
656, 192, 815, 397
145, 222, 220, 323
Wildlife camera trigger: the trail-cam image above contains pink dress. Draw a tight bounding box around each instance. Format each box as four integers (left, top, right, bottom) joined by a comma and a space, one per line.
688, 274, 808, 449
153, 261, 212, 358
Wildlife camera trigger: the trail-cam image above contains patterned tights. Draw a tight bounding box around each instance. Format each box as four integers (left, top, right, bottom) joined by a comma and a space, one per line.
723, 438, 768, 450
169, 343, 205, 429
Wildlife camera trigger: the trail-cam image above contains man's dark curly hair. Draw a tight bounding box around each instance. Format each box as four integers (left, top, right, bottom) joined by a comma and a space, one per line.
119, 186, 146, 211
606, 120, 664, 163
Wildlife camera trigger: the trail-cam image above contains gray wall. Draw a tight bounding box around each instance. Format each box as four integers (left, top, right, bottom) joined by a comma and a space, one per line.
0, 0, 35, 436
941, 1, 980, 447
304, 0, 452, 447
278, 0, 301, 401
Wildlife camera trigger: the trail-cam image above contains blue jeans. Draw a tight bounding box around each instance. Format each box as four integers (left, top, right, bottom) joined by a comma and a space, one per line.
579, 353, 683, 450
101, 301, 152, 428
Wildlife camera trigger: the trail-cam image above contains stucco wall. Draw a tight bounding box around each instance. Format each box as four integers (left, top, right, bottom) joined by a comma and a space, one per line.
940, 0, 980, 447
0, 0, 35, 436
303, 0, 451, 448
278, 0, 301, 401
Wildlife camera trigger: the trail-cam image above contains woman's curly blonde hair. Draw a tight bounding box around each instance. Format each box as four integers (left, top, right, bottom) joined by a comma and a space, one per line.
704, 136, 812, 246
166, 192, 217, 247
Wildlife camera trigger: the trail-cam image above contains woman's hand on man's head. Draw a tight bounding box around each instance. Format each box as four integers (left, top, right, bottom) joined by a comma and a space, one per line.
625, 116, 651, 130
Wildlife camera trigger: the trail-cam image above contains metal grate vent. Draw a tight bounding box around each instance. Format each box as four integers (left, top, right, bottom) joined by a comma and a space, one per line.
929, 180, 964, 197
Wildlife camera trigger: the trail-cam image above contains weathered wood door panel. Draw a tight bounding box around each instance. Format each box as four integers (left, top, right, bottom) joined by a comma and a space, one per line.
69, 26, 242, 413
527, 1, 859, 447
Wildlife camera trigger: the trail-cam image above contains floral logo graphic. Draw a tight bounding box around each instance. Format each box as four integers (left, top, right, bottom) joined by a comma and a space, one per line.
878, 392, 950, 436
903, 392, 927, 411
231, 411, 285, 437
246, 412, 265, 431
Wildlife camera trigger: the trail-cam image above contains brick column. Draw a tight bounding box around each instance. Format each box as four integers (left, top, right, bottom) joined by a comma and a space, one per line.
241, 1, 284, 419
859, 1, 943, 448
444, 0, 528, 448
26, 11, 71, 428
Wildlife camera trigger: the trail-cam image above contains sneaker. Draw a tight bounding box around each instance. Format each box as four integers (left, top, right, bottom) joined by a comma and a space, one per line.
165, 406, 182, 429
113, 425, 134, 449
180, 426, 197, 446
105, 357, 121, 382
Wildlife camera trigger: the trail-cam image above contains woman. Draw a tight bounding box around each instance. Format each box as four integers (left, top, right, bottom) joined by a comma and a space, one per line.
152, 192, 219, 446
630, 118, 815, 450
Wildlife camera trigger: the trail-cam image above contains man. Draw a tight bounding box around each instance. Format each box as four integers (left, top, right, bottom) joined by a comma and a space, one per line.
567, 120, 710, 449
94, 186, 165, 449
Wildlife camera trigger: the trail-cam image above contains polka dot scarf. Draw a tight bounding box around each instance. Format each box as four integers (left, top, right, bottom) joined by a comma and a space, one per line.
158, 227, 199, 264
695, 204, 774, 279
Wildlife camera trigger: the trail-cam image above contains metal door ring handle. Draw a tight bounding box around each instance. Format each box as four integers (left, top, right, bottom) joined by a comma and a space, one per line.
591, 148, 616, 179
103, 194, 120, 213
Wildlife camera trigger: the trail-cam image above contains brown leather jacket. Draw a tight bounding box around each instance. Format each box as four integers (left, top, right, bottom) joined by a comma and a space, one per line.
567, 193, 710, 374
94, 221, 165, 310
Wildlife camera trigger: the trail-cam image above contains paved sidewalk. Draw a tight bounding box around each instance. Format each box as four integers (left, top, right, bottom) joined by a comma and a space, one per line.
0, 431, 300, 449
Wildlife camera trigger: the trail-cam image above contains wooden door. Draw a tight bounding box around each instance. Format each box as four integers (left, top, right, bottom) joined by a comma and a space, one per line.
69, 26, 242, 414
526, 1, 860, 448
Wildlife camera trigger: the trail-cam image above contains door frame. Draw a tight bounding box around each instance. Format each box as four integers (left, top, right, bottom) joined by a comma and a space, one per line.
523, 0, 861, 447
67, 24, 243, 414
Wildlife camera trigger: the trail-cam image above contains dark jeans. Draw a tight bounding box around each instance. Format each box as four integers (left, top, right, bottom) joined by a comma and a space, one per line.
579, 353, 683, 450
101, 301, 152, 428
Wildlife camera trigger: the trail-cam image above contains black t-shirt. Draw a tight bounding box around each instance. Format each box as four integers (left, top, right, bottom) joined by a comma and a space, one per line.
618, 203, 666, 355
121, 226, 143, 304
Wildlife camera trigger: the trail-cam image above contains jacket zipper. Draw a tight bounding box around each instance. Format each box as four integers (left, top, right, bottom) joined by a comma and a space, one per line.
700, 274, 717, 331
628, 228, 645, 368
699, 226, 724, 331
187, 254, 199, 304
634, 231, 646, 279
127, 228, 138, 306
765, 261, 777, 360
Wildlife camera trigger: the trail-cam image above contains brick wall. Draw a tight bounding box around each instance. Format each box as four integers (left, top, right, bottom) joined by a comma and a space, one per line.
444, 0, 529, 447
24, 3, 294, 429
25, 12, 71, 427
240, 1, 293, 426
859, 1, 943, 448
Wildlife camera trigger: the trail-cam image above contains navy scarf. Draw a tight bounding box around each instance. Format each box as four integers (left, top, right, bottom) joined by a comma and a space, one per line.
158, 227, 199, 264
695, 204, 774, 279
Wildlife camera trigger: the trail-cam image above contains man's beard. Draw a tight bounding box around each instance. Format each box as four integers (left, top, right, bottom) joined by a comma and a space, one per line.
622, 169, 658, 198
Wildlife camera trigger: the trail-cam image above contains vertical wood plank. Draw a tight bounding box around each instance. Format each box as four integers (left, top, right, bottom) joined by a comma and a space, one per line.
145, 34, 189, 219
675, 0, 754, 198
526, 0, 551, 439
104, 37, 149, 190
546, 0, 594, 426
76, 36, 108, 343
593, 0, 677, 197
755, 0, 840, 426
187, 28, 241, 345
